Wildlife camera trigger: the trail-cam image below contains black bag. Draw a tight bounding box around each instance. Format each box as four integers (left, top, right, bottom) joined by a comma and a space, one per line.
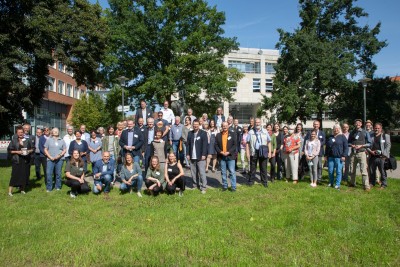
258, 145, 269, 158
384, 155, 397, 171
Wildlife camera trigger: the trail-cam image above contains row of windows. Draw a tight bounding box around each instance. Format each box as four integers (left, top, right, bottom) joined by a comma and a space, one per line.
230, 78, 273, 93
47, 77, 83, 99
228, 61, 276, 74
50, 61, 74, 77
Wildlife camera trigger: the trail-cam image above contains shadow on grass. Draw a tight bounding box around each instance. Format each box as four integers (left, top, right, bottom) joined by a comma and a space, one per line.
0, 159, 12, 168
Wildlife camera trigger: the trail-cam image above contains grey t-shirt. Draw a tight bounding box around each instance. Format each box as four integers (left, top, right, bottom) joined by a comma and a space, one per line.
44, 137, 66, 158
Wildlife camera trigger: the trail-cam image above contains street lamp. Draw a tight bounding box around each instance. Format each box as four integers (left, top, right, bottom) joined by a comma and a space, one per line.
117, 76, 127, 120
359, 77, 371, 128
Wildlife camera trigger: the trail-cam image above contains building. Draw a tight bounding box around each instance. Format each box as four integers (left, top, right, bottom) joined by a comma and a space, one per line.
222, 47, 336, 129
23, 61, 102, 136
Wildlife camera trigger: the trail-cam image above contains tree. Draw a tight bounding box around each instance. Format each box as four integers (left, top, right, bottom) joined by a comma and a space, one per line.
104, 85, 128, 125
103, 0, 242, 112
71, 93, 111, 130
0, 0, 108, 136
262, 0, 386, 127
333, 77, 400, 128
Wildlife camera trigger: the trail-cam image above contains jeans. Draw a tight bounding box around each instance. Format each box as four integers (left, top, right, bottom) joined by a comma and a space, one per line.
120, 175, 143, 192
308, 157, 319, 183
46, 159, 63, 191
182, 143, 190, 166
328, 157, 343, 187
93, 174, 113, 193
220, 156, 237, 190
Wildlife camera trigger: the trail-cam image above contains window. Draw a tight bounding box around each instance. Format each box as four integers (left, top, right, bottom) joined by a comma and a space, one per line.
228, 77, 237, 92
47, 77, 55, 91
265, 62, 276, 74
228, 60, 261, 73
253, 78, 261, 92
74, 87, 78, 98
66, 84, 72, 97
265, 79, 273, 92
66, 68, 74, 76
58, 61, 64, 72
58, 80, 64, 94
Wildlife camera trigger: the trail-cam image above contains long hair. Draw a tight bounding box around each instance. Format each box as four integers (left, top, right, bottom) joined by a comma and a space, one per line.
150, 156, 160, 171
70, 150, 84, 168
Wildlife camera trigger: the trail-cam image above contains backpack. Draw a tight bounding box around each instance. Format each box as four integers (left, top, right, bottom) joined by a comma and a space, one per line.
384, 155, 397, 171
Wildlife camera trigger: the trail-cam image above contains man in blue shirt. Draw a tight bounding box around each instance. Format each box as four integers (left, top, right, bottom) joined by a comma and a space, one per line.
92, 151, 115, 195
169, 116, 184, 161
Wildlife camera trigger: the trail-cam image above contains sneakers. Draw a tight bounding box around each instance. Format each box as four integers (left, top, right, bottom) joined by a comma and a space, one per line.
70, 192, 77, 198
21, 191, 26, 194
334, 185, 340, 189
327, 184, 332, 187
56, 188, 61, 191
8, 192, 13, 197
201, 190, 206, 194
137, 192, 143, 198
179, 190, 183, 197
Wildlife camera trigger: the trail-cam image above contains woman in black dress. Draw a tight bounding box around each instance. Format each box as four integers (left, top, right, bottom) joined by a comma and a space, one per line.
8, 125, 33, 196
65, 150, 91, 198
165, 152, 185, 196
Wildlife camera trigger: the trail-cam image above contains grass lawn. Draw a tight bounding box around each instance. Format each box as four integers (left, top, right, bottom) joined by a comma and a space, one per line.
391, 142, 400, 160
0, 161, 399, 266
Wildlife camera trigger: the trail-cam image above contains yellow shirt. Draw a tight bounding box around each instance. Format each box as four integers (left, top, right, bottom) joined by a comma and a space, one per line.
222, 131, 228, 152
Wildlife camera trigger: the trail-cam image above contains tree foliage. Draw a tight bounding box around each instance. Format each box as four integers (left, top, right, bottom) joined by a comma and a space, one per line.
0, 0, 108, 136
262, 0, 386, 126
333, 78, 400, 128
104, 85, 128, 125
103, 0, 242, 112
71, 93, 111, 131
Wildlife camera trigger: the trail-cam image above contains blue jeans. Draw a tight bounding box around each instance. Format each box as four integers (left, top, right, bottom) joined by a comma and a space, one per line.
93, 174, 113, 193
220, 156, 237, 190
120, 175, 143, 192
172, 140, 182, 163
328, 157, 343, 187
46, 159, 63, 191
182, 143, 190, 166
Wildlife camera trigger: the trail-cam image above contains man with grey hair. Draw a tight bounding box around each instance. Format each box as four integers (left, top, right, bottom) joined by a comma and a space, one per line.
183, 108, 196, 125
44, 128, 66, 192
63, 125, 75, 160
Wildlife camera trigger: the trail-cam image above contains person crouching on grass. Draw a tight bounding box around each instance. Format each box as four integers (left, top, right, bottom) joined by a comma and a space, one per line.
119, 153, 143, 197
65, 150, 91, 198
92, 151, 115, 196
165, 152, 185, 196
145, 156, 165, 196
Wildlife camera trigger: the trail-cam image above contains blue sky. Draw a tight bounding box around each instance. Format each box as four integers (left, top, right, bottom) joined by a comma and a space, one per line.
93, 0, 400, 78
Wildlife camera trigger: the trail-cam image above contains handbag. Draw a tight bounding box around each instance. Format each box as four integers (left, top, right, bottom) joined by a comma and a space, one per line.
258, 145, 269, 158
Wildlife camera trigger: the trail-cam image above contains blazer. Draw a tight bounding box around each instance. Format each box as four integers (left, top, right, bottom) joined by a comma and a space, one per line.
119, 128, 144, 157
135, 107, 153, 125
214, 131, 237, 160
369, 133, 391, 158
92, 158, 115, 178
304, 129, 325, 156
142, 126, 156, 153
186, 129, 208, 160
229, 125, 242, 152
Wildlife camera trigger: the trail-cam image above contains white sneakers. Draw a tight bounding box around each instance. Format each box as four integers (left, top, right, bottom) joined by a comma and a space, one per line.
137, 192, 142, 198
70, 192, 77, 198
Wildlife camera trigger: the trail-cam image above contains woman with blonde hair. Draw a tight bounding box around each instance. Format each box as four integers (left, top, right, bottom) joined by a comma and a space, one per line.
165, 152, 185, 196
145, 156, 165, 196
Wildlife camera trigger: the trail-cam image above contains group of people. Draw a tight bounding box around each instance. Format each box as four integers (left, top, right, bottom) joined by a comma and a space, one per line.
7, 100, 392, 198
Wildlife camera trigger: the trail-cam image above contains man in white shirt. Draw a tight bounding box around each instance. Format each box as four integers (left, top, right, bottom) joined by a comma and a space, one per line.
161, 100, 175, 125
63, 125, 76, 160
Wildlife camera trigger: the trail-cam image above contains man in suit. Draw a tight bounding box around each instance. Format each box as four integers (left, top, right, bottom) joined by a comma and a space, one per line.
142, 118, 156, 172
92, 151, 115, 195
215, 122, 238, 191
230, 118, 242, 170
304, 120, 325, 182
186, 119, 208, 194
213, 107, 225, 129
119, 120, 144, 163
135, 100, 153, 126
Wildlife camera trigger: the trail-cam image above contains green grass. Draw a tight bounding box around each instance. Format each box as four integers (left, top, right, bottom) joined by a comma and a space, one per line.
0, 161, 399, 266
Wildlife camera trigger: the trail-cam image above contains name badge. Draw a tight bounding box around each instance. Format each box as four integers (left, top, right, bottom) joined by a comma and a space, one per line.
381, 140, 385, 143
79, 168, 83, 171
130, 169, 134, 173
332, 138, 335, 142
156, 172, 160, 175
228, 136, 232, 140
94, 140, 98, 143
168, 168, 172, 172
196, 136, 200, 140
22, 138, 26, 142
141, 129, 144, 131
238, 129, 242, 132
134, 134, 138, 138
55, 142, 59, 146
176, 129, 179, 132
355, 135, 359, 140
319, 136, 322, 138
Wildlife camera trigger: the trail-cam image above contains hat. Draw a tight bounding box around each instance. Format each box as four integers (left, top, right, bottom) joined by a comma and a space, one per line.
354, 119, 362, 123
365, 120, 373, 125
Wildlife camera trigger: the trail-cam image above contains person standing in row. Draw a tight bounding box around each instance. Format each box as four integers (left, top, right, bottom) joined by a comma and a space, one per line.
213, 107, 225, 130
246, 118, 271, 187
161, 100, 175, 125
143, 118, 155, 172
183, 108, 196, 125
63, 126, 75, 161
368, 122, 391, 189
273, 123, 284, 180
44, 128, 66, 192
325, 125, 348, 189
151, 130, 168, 169
240, 125, 250, 174
266, 124, 277, 182
206, 120, 219, 172
181, 117, 192, 168
348, 119, 372, 191
135, 100, 153, 126
304, 120, 325, 183
34, 128, 44, 180
80, 124, 90, 141
8, 126, 34, 196
187, 119, 208, 194
169, 116, 183, 161
38, 127, 51, 183
341, 123, 351, 182
282, 126, 301, 184
88, 130, 102, 168
215, 122, 237, 192
119, 120, 143, 163
304, 131, 320, 187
